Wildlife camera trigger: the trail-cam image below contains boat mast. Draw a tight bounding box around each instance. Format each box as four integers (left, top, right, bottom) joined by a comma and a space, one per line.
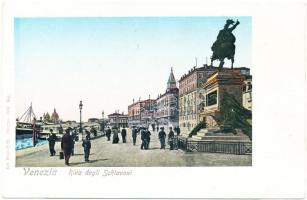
19, 103, 37, 124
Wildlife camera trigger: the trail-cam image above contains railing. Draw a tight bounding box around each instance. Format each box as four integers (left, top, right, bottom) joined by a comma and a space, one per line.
175, 136, 252, 155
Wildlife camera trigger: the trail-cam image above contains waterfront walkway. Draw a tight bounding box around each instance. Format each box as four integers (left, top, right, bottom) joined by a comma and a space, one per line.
16, 129, 251, 167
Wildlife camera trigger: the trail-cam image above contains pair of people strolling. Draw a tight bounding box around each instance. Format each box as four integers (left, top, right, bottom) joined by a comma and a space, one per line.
61, 128, 92, 165
141, 127, 151, 150
159, 127, 175, 150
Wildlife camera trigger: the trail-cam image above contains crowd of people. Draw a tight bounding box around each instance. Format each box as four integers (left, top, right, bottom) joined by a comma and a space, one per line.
47, 127, 93, 166
104, 125, 180, 151
47, 125, 181, 166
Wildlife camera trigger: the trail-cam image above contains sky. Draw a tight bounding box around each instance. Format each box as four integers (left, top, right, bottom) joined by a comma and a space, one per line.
15, 17, 251, 121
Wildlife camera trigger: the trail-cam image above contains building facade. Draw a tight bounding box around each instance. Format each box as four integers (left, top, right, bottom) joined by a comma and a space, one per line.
128, 98, 156, 127
107, 112, 128, 128
242, 75, 252, 110
178, 64, 219, 135
88, 118, 100, 123
155, 68, 179, 128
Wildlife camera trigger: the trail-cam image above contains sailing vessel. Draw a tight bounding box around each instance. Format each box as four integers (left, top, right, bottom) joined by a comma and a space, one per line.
16, 122, 35, 136
16, 103, 41, 141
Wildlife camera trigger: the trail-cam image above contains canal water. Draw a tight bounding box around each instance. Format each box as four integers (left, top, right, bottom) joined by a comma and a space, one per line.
16, 135, 48, 150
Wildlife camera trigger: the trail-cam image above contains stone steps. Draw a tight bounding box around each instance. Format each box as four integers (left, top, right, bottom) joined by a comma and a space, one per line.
192, 127, 250, 141
192, 135, 250, 141
193, 127, 220, 138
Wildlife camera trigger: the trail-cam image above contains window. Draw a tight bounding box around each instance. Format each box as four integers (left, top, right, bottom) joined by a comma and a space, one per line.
206, 90, 218, 106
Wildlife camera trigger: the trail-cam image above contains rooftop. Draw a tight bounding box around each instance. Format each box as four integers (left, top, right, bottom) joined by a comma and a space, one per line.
108, 112, 128, 117
128, 98, 156, 108
179, 65, 250, 82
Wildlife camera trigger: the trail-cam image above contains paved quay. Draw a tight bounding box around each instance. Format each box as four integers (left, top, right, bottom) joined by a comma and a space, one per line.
16, 129, 252, 167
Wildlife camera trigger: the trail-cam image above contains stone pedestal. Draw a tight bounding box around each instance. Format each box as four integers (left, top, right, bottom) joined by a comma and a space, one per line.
194, 70, 250, 142
192, 127, 220, 140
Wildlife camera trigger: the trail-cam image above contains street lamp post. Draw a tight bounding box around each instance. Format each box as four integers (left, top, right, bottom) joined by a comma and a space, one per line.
79, 100, 83, 140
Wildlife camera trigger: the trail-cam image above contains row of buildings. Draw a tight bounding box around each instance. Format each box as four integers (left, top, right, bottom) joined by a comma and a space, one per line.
29, 65, 252, 137
127, 67, 179, 129
126, 64, 252, 135
96, 64, 252, 135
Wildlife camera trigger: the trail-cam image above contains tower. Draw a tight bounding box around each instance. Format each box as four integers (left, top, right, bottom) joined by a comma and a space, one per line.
167, 67, 177, 91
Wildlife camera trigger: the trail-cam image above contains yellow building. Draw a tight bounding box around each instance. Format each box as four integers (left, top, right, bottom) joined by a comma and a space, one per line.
178, 65, 218, 136
242, 76, 252, 110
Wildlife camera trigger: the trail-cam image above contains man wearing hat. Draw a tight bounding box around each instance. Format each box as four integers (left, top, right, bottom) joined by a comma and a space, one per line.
131, 126, 138, 145
168, 127, 175, 150
144, 127, 151, 150
67, 127, 75, 156
106, 126, 111, 141
158, 127, 166, 149
48, 129, 57, 156
61, 128, 74, 165
140, 127, 146, 150
82, 132, 91, 162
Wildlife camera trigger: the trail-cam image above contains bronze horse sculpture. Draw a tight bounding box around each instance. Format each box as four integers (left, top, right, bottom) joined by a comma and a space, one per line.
211, 19, 240, 69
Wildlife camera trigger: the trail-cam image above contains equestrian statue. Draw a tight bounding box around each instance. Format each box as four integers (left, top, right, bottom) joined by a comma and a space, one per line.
211, 19, 240, 69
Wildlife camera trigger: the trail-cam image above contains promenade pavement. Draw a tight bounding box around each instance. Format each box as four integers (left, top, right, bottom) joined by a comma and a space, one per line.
16, 129, 252, 167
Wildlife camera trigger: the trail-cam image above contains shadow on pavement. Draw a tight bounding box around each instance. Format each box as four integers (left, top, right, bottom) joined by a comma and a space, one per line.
88, 158, 108, 163
68, 158, 108, 166
71, 153, 95, 156
68, 162, 86, 166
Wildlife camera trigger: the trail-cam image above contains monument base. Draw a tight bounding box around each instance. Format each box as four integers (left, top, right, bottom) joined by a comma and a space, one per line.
192, 127, 250, 141
192, 127, 220, 140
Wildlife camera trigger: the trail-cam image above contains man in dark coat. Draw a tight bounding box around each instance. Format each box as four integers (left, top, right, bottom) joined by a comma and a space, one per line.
121, 128, 127, 143
106, 127, 111, 141
140, 128, 146, 150
132, 126, 138, 145
158, 127, 166, 149
175, 126, 181, 136
145, 128, 151, 150
48, 129, 57, 156
68, 128, 75, 156
61, 129, 74, 165
168, 127, 175, 150
112, 127, 119, 144
82, 133, 91, 162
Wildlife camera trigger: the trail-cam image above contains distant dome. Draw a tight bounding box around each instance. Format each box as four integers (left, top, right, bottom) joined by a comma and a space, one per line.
51, 109, 59, 122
